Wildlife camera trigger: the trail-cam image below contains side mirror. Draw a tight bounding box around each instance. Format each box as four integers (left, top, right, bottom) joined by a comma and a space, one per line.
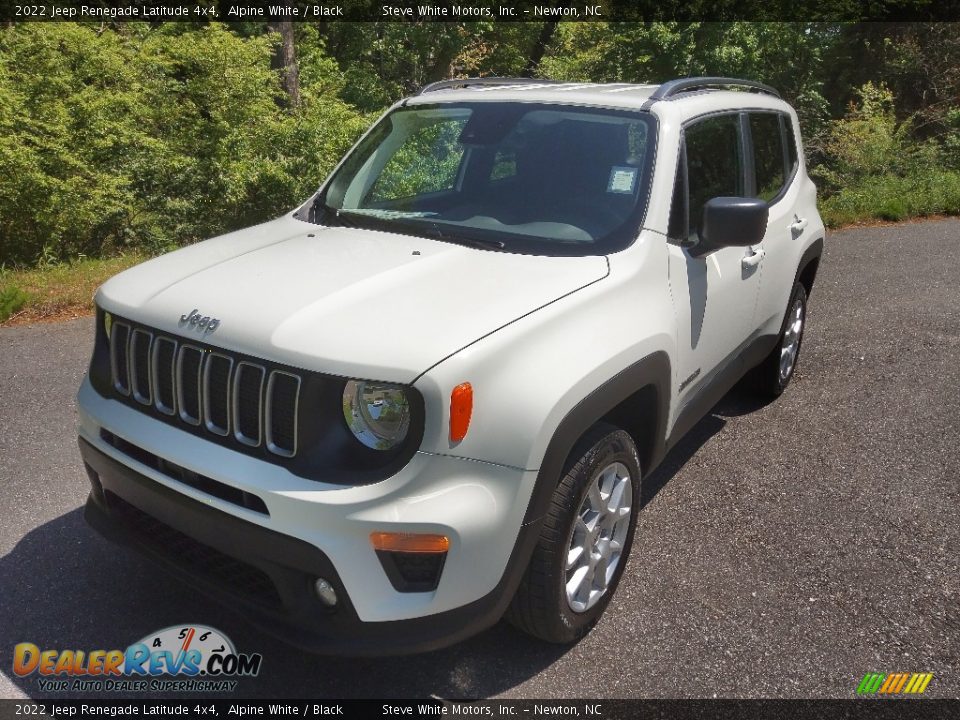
698, 197, 768, 251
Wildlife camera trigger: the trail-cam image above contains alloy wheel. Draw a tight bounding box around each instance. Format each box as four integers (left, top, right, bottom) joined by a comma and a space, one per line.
780, 295, 805, 382
564, 461, 633, 613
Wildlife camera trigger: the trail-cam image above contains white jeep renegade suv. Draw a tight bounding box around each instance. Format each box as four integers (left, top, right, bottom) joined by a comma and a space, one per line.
78, 77, 824, 654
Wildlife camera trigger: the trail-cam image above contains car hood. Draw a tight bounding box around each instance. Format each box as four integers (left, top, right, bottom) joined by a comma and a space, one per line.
96, 215, 609, 382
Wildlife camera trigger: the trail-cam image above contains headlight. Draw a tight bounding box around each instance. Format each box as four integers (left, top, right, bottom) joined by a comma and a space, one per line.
342, 380, 411, 451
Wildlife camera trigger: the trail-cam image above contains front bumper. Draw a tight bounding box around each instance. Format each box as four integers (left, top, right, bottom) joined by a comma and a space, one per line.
80, 437, 534, 656
77, 376, 536, 620
76, 373, 544, 655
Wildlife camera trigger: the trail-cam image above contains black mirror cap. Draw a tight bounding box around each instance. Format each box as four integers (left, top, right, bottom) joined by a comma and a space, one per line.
699, 196, 768, 250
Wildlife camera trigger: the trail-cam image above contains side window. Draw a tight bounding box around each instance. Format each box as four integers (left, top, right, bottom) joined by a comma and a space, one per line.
684, 114, 744, 238
750, 113, 786, 203
366, 118, 467, 203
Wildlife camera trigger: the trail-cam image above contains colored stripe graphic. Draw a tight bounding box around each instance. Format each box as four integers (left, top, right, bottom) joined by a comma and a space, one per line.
857, 673, 885, 694
882, 673, 907, 693
857, 673, 933, 695
892, 673, 909, 693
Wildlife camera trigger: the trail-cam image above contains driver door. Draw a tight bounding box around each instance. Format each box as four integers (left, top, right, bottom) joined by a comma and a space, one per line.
667, 113, 763, 431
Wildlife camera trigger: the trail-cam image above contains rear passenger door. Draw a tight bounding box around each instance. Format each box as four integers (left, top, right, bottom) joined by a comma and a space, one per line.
746, 111, 803, 333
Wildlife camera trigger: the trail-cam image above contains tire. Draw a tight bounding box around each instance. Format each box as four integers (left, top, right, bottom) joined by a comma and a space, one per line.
753, 281, 808, 398
506, 423, 642, 644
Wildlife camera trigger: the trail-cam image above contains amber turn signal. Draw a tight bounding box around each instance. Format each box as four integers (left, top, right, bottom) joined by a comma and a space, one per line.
370, 532, 450, 553
449, 382, 473, 442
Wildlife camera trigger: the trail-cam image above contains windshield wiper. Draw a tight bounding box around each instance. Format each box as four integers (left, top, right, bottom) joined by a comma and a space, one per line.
316, 205, 382, 231
430, 232, 506, 251
332, 209, 364, 229
398, 220, 506, 251
316, 207, 507, 251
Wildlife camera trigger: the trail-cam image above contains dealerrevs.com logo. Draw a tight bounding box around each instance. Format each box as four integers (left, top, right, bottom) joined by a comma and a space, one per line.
13, 625, 262, 693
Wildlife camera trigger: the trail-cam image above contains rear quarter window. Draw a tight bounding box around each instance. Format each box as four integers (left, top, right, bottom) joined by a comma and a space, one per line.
783, 115, 799, 176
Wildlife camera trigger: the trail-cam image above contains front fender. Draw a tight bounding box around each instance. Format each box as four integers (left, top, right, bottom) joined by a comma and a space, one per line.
413, 232, 674, 476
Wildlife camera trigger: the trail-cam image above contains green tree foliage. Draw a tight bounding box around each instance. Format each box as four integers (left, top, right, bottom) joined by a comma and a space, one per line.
367, 116, 469, 203
816, 83, 914, 184
0, 284, 29, 322
1, 21, 958, 268
815, 83, 960, 224
541, 22, 832, 136
0, 23, 367, 266
318, 21, 547, 111
823, 23, 960, 131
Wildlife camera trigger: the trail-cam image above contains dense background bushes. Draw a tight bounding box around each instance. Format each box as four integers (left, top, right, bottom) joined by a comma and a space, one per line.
0, 23, 368, 266
1, 21, 959, 272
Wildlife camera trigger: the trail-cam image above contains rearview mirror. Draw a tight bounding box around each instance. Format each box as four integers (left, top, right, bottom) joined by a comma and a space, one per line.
698, 197, 768, 251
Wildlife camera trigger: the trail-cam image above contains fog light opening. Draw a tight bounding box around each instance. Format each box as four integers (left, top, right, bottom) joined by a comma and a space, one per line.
313, 578, 338, 607
371, 532, 450, 593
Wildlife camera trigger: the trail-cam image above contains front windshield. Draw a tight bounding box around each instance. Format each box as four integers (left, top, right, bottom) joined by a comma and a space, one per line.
314, 102, 657, 255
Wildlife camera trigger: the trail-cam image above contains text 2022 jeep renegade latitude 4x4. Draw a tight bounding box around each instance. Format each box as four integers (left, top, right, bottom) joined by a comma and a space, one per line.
78, 77, 824, 654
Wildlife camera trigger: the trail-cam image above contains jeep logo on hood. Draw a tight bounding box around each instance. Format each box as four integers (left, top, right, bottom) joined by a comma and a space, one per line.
179, 308, 220, 334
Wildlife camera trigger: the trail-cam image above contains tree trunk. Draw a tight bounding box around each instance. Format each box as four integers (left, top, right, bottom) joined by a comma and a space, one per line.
270, 18, 300, 109
425, 39, 461, 83
524, 21, 558, 76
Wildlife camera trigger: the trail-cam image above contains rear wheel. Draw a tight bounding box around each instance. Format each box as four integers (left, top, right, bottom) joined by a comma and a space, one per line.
754, 281, 808, 398
506, 424, 641, 643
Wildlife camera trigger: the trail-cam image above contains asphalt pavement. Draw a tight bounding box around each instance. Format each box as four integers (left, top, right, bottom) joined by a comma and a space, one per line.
0, 218, 958, 699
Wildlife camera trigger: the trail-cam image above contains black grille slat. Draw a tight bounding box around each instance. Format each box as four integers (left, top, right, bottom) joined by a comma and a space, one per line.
107, 319, 302, 459
152, 338, 177, 415
110, 323, 131, 395
233, 363, 265, 446
130, 329, 153, 405
266, 371, 299, 457
177, 346, 203, 425
203, 353, 232, 436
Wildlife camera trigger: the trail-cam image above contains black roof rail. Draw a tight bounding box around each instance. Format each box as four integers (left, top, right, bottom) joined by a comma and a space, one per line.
418, 77, 559, 95
648, 77, 781, 102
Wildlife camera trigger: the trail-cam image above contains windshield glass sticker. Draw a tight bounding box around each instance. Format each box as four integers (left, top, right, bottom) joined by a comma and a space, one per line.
608, 166, 637, 194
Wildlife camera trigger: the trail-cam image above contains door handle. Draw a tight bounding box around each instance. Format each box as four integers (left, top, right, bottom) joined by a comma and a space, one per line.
789, 216, 808, 233
742, 247, 765, 269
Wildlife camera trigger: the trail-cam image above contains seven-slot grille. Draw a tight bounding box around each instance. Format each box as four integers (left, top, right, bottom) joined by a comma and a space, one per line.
109, 321, 300, 457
